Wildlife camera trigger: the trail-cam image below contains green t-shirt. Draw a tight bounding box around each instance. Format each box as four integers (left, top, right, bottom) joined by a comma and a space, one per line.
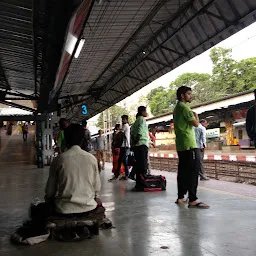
173, 101, 197, 151
57, 130, 66, 152
131, 116, 149, 147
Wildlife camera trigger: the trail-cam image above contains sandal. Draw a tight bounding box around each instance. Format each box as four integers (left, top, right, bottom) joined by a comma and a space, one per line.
175, 198, 188, 204
188, 202, 209, 209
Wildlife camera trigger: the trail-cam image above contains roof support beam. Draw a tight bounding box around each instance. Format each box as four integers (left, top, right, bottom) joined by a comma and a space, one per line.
5, 97, 33, 100
96, 99, 110, 107
125, 74, 147, 83
0, 100, 35, 112
0, 59, 11, 90
5, 90, 37, 100
203, 10, 232, 26
109, 88, 123, 95
145, 57, 171, 68
0, 115, 46, 122
4, 67, 33, 75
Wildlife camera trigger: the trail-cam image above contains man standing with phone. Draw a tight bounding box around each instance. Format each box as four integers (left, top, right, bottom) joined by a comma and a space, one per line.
173, 86, 209, 209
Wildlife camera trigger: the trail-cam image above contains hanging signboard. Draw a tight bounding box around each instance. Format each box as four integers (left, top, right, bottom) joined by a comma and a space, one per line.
206, 128, 220, 138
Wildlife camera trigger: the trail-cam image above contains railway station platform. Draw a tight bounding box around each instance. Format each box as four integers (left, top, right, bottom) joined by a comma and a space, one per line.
0, 128, 256, 256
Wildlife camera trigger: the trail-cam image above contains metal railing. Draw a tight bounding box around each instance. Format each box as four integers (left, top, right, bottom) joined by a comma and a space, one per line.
102, 151, 256, 184
149, 157, 256, 185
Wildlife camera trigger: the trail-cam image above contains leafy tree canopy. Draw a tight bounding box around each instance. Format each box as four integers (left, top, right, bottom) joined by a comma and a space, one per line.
147, 47, 256, 116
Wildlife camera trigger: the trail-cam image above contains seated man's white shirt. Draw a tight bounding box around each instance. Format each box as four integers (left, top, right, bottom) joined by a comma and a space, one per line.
45, 145, 101, 214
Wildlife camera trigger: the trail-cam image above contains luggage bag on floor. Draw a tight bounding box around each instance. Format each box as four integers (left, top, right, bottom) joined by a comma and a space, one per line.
138, 174, 166, 192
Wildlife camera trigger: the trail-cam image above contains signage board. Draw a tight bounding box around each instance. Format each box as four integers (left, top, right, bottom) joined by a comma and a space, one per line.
206, 128, 220, 138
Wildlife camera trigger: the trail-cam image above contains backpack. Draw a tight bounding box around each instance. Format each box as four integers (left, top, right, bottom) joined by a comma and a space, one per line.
112, 132, 125, 148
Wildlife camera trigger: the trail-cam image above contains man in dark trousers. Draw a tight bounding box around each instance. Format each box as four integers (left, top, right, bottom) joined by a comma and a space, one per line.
116, 115, 130, 180
131, 106, 150, 189
194, 119, 209, 181
246, 89, 256, 148
81, 120, 91, 152
173, 86, 209, 208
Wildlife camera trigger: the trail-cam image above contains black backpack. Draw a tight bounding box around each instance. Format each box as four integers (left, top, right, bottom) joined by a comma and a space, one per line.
112, 132, 125, 148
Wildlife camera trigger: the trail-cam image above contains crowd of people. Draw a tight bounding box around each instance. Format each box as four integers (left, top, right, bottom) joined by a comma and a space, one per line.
50, 87, 211, 210
9, 87, 256, 244
53, 107, 154, 190
31, 84, 218, 229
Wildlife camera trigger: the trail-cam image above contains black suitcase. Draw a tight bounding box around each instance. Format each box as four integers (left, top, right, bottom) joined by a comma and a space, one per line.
137, 174, 166, 192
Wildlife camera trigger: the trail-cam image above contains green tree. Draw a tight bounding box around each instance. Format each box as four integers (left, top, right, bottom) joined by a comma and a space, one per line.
148, 88, 176, 116
146, 86, 165, 101
192, 80, 225, 105
97, 105, 135, 128
169, 72, 219, 105
210, 47, 237, 94
170, 72, 210, 89
210, 47, 256, 94
234, 57, 256, 91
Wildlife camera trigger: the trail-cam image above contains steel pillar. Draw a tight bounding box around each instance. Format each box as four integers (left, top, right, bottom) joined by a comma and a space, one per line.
36, 120, 44, 168
43, 117, 54, 166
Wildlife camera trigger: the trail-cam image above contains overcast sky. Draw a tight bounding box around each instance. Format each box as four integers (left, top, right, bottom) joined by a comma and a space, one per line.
89, 21, 256, 122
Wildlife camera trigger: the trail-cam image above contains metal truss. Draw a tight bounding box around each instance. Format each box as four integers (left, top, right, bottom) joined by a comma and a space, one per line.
69, 0, 256, 120
0, 59, 10, 90
0, 99, 35, 112
69, 0, 215, 118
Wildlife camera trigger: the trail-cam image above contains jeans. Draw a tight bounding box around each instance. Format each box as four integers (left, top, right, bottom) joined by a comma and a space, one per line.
177, 149, 199, 202
115, 147, 130, 177
133, 145, 148, 186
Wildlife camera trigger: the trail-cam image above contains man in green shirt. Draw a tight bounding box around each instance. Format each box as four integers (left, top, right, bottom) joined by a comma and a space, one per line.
56, 118, 69, 154
173, 86, 209, 209
131, 106, 149, 189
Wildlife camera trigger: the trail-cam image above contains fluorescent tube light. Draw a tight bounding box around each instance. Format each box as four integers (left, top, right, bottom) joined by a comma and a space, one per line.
74, 38, 85, 58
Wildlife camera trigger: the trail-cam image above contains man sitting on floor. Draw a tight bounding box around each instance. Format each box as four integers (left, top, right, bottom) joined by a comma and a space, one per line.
45, 123, 101, 216
11, 124, 105, 243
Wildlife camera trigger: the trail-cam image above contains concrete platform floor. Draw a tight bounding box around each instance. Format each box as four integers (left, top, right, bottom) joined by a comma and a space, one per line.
0, 129, 256, 256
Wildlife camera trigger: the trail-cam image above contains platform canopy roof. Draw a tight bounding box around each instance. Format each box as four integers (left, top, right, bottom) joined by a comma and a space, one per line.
0, 0, 256, 121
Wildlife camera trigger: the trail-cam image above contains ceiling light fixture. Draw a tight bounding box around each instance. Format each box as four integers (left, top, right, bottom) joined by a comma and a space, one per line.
74, 38, 85, 58
65, 33, 78, 55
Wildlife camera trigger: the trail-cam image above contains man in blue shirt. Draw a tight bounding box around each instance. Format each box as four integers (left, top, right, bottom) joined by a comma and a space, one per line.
194, 119, 209, 181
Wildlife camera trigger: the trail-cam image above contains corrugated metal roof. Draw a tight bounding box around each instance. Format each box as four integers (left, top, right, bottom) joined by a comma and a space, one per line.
58, 0, 256, 121
0, 0, 256, 118
0, 0, 84, 113
0, 0, 34, 92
